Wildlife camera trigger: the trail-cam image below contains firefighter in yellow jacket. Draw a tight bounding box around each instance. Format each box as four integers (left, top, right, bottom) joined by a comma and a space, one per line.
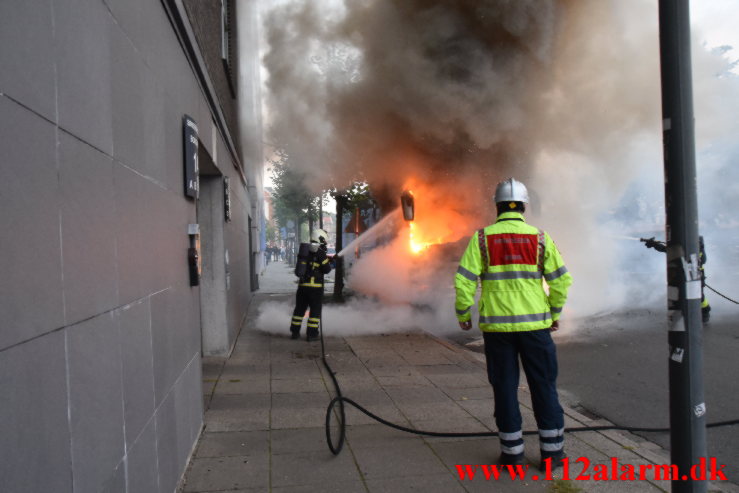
455, 178, 573, 470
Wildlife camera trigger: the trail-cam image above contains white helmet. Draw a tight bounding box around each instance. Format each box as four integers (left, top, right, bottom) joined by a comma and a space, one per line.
494, 178, 529, 204
311, 228, 328, 243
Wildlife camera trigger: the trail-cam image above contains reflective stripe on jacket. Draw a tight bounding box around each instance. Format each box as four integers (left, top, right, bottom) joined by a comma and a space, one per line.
299, 256, 331, 288
454, 211, 573, 332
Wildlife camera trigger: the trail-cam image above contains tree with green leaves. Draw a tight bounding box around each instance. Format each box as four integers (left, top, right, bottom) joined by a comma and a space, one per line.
268, 149, 320, 263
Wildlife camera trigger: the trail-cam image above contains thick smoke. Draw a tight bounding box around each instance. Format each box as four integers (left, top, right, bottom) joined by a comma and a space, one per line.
261, 0, 739, 330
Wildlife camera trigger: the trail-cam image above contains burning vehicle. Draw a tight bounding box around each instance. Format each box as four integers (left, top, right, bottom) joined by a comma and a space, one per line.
340, 179, 492, 311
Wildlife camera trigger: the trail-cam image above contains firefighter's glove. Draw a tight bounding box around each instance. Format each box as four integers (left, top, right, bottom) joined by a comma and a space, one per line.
459, 321, 472, 331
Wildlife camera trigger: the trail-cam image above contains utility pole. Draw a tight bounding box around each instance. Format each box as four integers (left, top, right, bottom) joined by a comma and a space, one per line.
333, 194, 346, 300
308, 204, 314, 241
658, 1, 707, 491
319, 192, 324, 229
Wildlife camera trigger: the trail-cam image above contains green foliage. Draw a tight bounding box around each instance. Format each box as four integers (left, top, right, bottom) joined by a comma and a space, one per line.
265, 221, 278, 244
329, 181, 375, 211
549, 480, 583, 493
268, 149, 319, 231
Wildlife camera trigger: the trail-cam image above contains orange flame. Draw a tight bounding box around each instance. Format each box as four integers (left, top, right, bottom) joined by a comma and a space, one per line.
403, 181, 471, 256
409, 222, 443, 254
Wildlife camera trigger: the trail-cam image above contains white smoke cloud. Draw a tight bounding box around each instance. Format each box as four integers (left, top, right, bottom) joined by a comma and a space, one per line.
254, 298, 459, 337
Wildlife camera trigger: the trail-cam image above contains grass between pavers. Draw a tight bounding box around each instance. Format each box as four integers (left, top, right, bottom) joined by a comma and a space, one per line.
549, 479, 584, 492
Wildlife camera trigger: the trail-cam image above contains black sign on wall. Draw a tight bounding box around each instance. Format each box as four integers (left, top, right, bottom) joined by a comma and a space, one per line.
224, 176, 232, 222
183, 115, 199, 199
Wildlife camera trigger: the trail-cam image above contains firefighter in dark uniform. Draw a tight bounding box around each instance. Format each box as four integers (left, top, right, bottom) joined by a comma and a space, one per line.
642, 235, 711, 323
290, 229, 332, 341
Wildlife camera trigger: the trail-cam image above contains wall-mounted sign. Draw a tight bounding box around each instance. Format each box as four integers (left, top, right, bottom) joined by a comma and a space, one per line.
183, 115, 199, 199
224, 176, 232, 222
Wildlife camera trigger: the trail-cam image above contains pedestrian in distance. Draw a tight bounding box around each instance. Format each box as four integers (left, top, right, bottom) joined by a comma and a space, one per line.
290, 229, 332, 341
455, 178, 573, 471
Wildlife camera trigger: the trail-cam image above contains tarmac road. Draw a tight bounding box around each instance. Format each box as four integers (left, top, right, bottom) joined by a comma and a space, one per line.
555, 306, 739, 485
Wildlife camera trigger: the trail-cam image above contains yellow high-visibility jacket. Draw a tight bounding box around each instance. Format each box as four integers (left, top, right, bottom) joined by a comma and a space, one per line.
455, 211, 573, 332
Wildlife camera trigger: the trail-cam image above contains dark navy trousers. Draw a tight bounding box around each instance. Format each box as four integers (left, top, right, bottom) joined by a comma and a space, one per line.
483, 329, 565, 455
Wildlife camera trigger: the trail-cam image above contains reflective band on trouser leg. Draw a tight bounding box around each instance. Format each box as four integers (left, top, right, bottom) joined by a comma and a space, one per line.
499, 430, 524, 455
307, 318, 320, 329
291, 316, 303, 328
539, 428, 564, 452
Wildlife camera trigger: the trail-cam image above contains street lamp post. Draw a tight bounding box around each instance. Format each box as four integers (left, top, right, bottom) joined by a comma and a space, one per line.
658, 1, 707, 491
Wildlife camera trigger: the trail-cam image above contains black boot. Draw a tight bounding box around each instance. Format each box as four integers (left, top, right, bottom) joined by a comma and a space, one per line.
290, 329, 300, 340
540, 450, 566, 472
497, 452, 525, 466
702, 305, 711, 324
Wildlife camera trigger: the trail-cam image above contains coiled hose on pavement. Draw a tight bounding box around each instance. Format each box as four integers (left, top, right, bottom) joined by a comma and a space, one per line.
318, 321, 739, 456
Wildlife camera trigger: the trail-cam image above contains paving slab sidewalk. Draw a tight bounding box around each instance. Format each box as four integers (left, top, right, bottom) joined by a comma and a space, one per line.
180, 262, 738, 493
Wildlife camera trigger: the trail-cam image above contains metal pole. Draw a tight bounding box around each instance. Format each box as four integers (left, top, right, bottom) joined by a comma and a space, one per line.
354, 208, 360, 259
334, 194, 345, 300
658, 1, 707, 491
309, 205, 314, 241
319, 192, 324, 229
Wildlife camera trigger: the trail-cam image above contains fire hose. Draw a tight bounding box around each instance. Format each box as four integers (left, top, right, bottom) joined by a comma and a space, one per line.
705, 284, 739, 305
640, 236, 739, 305
318, 323, 739, 456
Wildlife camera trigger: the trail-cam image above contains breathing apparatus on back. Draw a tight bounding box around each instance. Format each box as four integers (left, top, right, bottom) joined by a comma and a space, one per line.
294, 229, 329, 279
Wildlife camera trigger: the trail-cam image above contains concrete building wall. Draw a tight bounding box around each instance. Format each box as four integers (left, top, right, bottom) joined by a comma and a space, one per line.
0, 0, 262, 491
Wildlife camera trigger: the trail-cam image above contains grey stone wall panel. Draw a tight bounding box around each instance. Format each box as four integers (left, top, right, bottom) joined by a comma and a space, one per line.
111, 25, 167, 186
154, 387, 181, 493
67, 313, 125, 493
150, 188, 196, 291
104, 0, 169, 71
113, 161, 152, 304
59, 131, 118, 325
125, 417, 160, 493
0, 331, 71, 493
152, 355, 202, 492
118, 298, 155, 448
144, 3, 199, 102
174, 355, 204, 471
150, 286, 200, 408
0, 97, 64, 349
99, 460, 127, 493
54, 0, 114, 155
0, 0, 56, 121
